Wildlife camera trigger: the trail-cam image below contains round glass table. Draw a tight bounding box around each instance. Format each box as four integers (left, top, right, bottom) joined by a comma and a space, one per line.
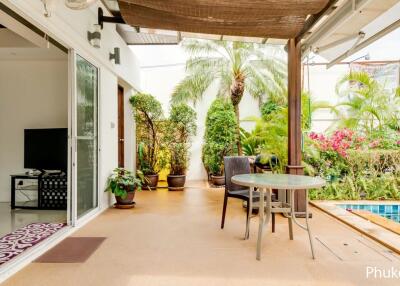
231, 173, 326, 260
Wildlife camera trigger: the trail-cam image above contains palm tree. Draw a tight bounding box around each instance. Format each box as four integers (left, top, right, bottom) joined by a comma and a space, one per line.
335, 71, 397, 134
172, 39, 287, 155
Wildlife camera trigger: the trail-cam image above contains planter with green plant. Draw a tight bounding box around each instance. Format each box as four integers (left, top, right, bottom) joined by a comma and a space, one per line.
165, 104, 197, 191
130, 93, 166, 190
106, 168, 143, 208
202, 98, 237, 186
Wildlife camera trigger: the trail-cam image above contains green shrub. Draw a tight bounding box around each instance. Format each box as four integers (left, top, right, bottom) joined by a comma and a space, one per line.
202, 98, 237, 176
165, 104, 197, 175
130, 93, 166, 175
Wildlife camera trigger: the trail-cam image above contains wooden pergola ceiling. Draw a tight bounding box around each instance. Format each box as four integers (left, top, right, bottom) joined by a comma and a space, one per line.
118, 0, 330, 39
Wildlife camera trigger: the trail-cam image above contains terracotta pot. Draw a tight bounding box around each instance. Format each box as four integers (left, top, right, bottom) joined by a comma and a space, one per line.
167, 174, 186, 191
211, 175, 225, 186
115, 190, 135, 205
143, 174, 159, 190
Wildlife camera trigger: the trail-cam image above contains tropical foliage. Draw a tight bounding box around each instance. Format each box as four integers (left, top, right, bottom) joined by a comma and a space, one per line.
165, 104, 197, 175
130, 93, 166, 175
333, 71, 400, 134
297, 72, 400, 200
172, 39, 287, 154
202, 98, 237, 176
241, 91, 313, 172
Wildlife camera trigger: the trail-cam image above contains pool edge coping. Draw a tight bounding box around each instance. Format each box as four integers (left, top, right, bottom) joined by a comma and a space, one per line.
310, 200, 400, 255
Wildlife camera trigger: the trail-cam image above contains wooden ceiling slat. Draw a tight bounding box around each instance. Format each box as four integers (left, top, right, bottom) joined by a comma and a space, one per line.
118, 0, 329, 39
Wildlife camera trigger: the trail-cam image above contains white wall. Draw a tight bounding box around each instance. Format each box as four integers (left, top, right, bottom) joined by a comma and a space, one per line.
2, 1, 141, 210
303, 64, 349, 132
0, 60, 68, 202
98, 68, 118, 209
123, 85, 136, 175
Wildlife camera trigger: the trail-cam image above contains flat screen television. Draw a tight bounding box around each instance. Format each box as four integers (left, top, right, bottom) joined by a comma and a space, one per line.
24, 128, 68, 171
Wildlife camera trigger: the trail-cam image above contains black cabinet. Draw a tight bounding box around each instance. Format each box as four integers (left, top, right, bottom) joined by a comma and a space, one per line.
11, 174, 67, 210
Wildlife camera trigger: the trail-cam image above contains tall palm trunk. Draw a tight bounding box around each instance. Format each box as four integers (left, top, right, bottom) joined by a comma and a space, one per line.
233, 103, 242, 155
230, 74, 245, 156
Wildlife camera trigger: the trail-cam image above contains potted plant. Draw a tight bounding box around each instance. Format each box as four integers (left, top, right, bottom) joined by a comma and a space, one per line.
165, 104, 197, 191
130, 93, 166, 190
202, 98, 237, 186
106, 168, 142, 207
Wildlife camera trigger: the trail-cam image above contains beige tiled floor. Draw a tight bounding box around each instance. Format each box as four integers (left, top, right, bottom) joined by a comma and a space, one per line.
3, 182, 400, 286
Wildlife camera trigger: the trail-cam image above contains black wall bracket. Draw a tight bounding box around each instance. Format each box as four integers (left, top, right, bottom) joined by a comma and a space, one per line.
98, 7, 125, 30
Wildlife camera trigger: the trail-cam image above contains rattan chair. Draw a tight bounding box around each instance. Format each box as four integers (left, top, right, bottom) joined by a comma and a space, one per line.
221, 156, 275, 239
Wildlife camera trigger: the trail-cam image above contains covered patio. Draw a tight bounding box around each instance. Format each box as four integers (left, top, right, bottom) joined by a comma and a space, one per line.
3, 183, 399, 286
1, 0, 399, 285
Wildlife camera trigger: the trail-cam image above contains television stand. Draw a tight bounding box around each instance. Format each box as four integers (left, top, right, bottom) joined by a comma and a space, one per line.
25, 169, 44, 176
11, 173, 67, 210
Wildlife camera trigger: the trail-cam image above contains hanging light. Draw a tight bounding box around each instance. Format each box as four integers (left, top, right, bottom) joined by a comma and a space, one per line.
65, 0, 98, 10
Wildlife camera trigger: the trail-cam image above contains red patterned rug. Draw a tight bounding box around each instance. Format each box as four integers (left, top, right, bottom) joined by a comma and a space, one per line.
0, 223, 65, 265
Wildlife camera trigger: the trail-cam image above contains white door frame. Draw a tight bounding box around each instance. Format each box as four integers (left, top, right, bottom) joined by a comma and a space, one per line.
68, 49, 100, 226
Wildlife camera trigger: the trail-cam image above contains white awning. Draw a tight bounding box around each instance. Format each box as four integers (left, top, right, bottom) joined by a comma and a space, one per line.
302, 0, 400, 67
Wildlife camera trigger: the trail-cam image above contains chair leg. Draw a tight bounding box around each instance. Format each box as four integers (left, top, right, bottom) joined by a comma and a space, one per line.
288, 217, 293, 240
272, 213, 275, 233
221, 195, 228, 229
245, 198, 251, 239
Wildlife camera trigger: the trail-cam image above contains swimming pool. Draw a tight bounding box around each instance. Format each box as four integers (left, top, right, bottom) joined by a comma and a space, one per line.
337, 204, 400, 223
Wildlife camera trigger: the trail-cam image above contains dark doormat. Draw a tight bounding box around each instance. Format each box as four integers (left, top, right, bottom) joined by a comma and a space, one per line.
35, 237, 106, 263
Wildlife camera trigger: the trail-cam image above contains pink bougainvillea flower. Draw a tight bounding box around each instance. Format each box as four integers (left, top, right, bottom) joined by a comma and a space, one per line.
368, 140, 380, 149
309, 132, 318, 140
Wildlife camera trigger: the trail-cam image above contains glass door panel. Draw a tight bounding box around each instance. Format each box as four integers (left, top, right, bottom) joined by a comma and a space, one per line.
75, 55, 98, 218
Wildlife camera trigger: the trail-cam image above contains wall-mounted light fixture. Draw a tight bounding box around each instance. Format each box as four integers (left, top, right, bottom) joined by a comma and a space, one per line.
87, 24, 101, 48
109, 47, 120, 65
41, 0, 56, 17
65, 0, 98, 10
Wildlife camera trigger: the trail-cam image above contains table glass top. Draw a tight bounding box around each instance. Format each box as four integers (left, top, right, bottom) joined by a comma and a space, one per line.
231, 173, 326, 189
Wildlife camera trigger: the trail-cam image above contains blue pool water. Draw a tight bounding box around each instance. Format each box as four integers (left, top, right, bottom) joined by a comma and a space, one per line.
337, 204, 400, 223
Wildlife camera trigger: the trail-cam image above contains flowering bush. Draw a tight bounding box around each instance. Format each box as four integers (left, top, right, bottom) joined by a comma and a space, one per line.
309, 128, 400, 157
309, 129, 357, 157
305, 128, 400, 200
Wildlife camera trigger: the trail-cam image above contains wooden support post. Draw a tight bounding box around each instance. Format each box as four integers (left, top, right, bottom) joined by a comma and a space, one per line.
286, 38, 306, 213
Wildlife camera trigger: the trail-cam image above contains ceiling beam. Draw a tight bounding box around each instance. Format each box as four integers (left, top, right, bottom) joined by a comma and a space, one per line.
314, 32, 361, 53
296, 0, 339, 41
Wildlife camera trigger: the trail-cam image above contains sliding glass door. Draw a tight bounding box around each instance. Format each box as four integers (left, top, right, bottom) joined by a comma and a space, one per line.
70, 53, 99, 223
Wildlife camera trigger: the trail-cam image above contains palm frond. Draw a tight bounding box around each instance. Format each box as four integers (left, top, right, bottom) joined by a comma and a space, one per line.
185, 57, 227, 75
171, 73, 214, 105
182, 39, 227, 58
174, 39, 287, 110
216, 69, 233, 98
